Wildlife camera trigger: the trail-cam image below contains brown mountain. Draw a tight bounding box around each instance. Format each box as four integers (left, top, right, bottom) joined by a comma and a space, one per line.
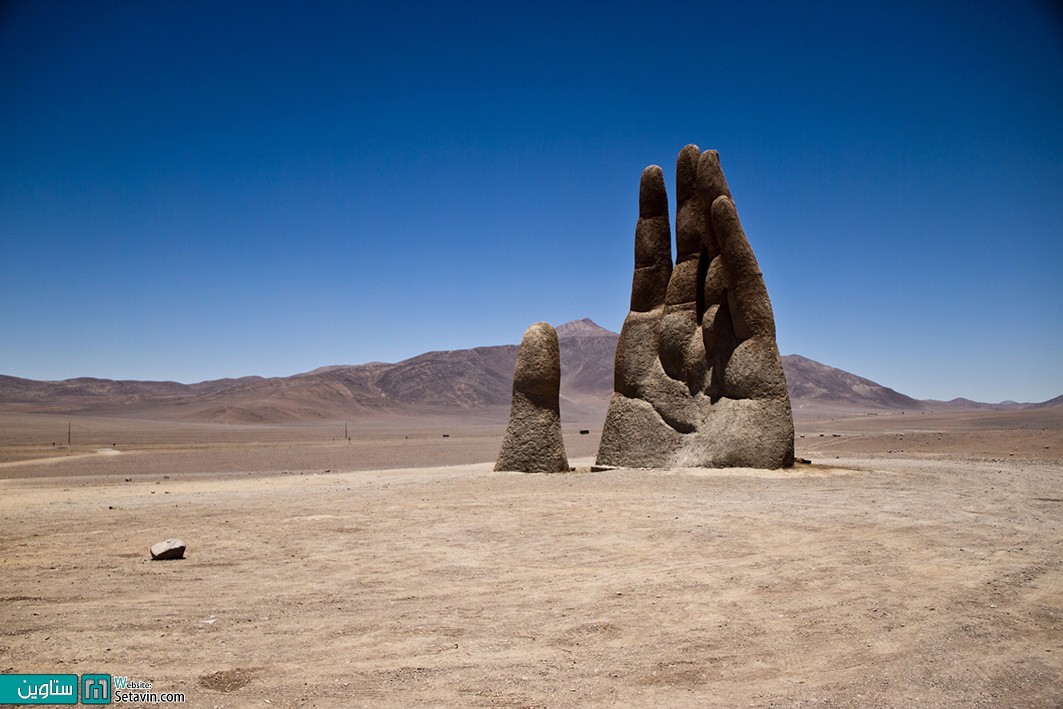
0, 374, 265, 412
1, 320, 1057, 423
781, 354, 923, 413
1031, 394, 1063, 409
555, 318, 617, 339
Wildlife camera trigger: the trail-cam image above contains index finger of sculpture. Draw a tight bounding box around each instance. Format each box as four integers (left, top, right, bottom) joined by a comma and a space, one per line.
629, 165, 673, 313
710, 195, 776, 340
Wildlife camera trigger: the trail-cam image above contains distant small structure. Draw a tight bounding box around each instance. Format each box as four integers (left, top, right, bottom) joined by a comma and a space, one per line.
495, 322, 569, 473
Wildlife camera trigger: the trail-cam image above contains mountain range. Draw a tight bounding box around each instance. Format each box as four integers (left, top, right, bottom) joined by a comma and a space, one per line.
1, 319, 1058, 423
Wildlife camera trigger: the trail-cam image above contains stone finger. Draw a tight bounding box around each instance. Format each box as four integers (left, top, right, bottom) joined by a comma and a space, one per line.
661, 145, 709, 386
630, 165, 672, 312
711, 195, 776, 340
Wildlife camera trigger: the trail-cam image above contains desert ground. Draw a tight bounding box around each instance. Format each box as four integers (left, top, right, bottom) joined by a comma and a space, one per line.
1, 408, 1061, 707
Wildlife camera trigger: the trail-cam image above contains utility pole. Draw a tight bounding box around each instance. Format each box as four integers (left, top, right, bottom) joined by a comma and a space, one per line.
345, 422, 348, 441
67, 421, 71, 445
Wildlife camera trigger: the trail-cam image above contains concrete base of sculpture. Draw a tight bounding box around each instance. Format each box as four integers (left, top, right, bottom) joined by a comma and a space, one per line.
597, 392, 794, 469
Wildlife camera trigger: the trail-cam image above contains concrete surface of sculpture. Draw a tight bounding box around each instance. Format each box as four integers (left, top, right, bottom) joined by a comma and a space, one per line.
495, 322, 570, 473
596, 145, 795, 469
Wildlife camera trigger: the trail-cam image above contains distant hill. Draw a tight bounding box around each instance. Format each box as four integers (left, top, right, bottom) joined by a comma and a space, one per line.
781, 354, 923, 413
1031, 394, 1063, 409
0, 374, 262, 408
1, 320, 1058, 423
555, 318, 618, 339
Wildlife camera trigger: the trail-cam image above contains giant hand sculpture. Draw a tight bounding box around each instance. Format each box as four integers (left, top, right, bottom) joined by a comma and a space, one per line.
596, 145, 794, 469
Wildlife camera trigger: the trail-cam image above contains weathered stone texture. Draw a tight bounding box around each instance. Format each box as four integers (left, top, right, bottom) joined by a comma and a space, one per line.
596, 146, 795, 469
495, 322, 570, 473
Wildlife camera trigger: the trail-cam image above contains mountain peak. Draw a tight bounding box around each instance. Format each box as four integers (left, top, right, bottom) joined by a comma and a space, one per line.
555, 318, 618, 339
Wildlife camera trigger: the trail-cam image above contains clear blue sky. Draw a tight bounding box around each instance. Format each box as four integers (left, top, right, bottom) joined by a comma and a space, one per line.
1, 1, 1060, 403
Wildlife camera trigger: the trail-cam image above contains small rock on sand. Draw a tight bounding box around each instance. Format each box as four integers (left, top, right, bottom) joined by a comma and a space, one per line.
150, 538, 187, 560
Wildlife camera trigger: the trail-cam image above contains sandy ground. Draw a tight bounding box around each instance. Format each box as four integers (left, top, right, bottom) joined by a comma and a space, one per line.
1, 410, 1061, 707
